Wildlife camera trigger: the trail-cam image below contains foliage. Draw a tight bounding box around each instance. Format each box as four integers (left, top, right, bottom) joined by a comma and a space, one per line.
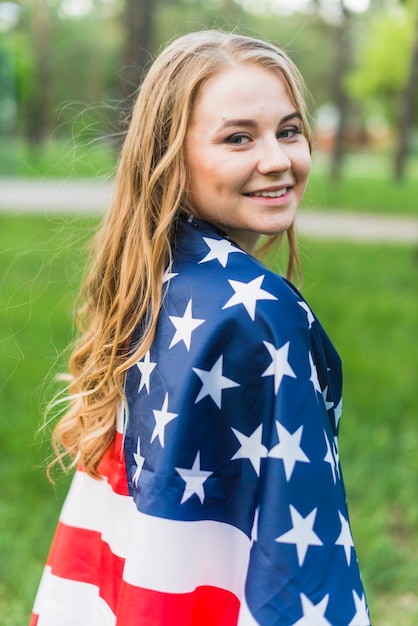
156, 4, 336, 109
1, 213, 417, 624
11, 0, 122, 140
347, 8, 417, 122
4, 0, 413, 146
0, 0, 415, 181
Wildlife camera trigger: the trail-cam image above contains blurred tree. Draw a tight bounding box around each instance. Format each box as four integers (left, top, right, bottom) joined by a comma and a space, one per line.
347, 9, 415, 122
394, 12, 418, 180
119, 0, 158, 108
0, 15, 18, 172
49, 3, 121, 137
307, 0, 354, 179
347, 3, 417, 179
15, 23, 37, 138
8, 0, 341, 150
245, 10, 336, 110
17, 0, 122, 145
330, 1, 353, 180
26, 0, 52, 144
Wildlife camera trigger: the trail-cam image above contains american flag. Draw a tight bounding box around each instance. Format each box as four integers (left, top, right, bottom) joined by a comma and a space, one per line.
31, 215, 370, 625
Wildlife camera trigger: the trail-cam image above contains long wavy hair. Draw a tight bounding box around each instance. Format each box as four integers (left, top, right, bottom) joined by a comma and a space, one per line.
50, 30, 313, 478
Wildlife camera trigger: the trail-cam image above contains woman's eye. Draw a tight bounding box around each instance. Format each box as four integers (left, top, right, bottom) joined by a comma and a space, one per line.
225, 134, 251, 145
278, 126, 302, 140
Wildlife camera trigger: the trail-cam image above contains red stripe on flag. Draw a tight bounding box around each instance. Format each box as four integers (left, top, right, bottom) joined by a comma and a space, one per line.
98, 432, 130, 496
116, 582, 240, 626
29, 614, 39, 626
77, 431, 129, 496
47, 521, 125, 615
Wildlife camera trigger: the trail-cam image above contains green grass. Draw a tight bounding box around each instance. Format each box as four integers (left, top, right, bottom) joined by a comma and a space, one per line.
0, 214, 96, 623
1, 215, 417, 624
302, 151, 418, 216
0, 138, 118, 180
304, 172, 418, 216
300, 239, 418, 625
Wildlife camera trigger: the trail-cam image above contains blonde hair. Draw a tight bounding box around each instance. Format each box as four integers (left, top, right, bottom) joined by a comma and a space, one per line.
50, 30, 313, 478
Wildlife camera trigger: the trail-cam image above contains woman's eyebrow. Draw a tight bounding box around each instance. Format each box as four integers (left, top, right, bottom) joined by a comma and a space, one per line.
281, 112, 302, 124
215, 111, 302, 133
215, 118, 257, 132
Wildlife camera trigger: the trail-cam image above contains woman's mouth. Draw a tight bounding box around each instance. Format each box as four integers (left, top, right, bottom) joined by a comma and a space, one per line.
246, 187, 290, 198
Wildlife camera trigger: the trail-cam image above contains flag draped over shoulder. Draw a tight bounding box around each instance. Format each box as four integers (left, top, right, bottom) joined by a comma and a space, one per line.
31, 216, 371, 626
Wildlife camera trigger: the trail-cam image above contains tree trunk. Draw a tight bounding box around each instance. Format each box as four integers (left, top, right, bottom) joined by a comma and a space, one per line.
27, 0, 51, 145
330, 4, 352, 181
119, 0, 157, 108
394, 16, 418, 181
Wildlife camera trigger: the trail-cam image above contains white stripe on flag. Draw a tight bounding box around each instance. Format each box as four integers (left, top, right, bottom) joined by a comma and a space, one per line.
60, 470, 251, 597
60, 471, 135, 558
123, 512, 251, 595
34, 566, 116, 626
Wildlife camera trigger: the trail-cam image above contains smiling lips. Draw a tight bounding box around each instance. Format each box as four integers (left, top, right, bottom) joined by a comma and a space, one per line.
246, 187, 290, 198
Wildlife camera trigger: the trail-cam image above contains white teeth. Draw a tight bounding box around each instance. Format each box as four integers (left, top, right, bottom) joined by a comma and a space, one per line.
249, 188, 288, 198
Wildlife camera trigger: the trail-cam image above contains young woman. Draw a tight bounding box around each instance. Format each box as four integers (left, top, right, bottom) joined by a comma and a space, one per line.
31, 30, 371, 626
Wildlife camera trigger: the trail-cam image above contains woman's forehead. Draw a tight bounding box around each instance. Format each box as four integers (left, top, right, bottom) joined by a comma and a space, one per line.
189, 64, 297, 126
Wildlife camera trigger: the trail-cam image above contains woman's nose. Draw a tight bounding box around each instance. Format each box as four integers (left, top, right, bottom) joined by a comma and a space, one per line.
257, 138, 291, 175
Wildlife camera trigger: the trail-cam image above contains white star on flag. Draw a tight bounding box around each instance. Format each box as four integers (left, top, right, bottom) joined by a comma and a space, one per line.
162, 266, 178, 284
298, 301, 315, 328
292, 594, 331, 626
322, 386, 334, 411
193, 355, 240, 409
269, 422, 310, 481
175, 451, 213, 504
199, 237, 245, 267
222, 275, 277, 320
132, 437, 145, 488
323, 431, 337, 484
335, 511, 354, 565
168, 299, 205, 351
262, 341, 296, 394
333, 436, 341, 479
151, 393, 178, 447
309, 352, 322, 394
231, 424, 268, 476
136, 351, 157, 394
348, 591, 370, 626
276, 505, 323, 566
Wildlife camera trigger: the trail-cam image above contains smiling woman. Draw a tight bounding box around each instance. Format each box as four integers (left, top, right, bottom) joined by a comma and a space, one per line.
30, 30, 371, 626
185, 64, 312, 254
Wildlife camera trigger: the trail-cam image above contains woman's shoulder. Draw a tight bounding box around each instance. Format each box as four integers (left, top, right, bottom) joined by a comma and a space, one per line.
171, 216, 299, 305
167, 217, 338, 361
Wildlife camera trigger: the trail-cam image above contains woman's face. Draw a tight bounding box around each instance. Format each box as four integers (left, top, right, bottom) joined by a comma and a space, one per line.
185, 63, 312, 254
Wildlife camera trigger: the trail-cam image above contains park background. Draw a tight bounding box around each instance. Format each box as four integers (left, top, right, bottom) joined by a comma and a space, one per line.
0, 0, 417, 624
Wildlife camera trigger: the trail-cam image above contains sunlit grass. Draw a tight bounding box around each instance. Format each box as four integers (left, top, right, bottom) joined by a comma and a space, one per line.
0, 215, 417, 624
300, 240, 418, 617
1, 138, 118, 180
0, 215, 91, 622
302, 150, 418, 215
